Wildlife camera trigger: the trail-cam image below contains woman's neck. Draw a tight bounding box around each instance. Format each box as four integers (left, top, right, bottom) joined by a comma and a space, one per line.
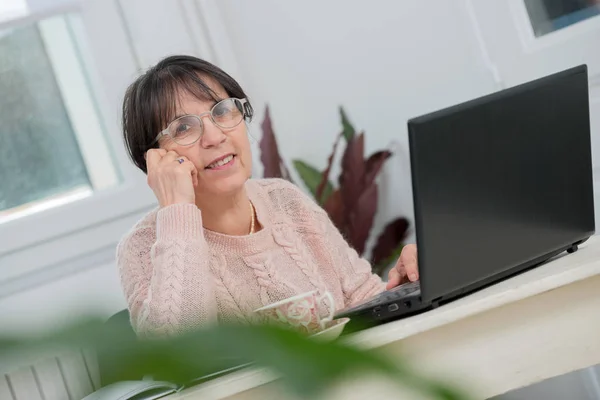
196, 187, 253, 236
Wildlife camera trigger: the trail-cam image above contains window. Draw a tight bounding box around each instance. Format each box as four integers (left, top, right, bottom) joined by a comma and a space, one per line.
0, 14, 120, 224
524, 0, 600, 37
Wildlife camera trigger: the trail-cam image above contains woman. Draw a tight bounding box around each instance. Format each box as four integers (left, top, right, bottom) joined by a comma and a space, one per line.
117, 55, 419, 337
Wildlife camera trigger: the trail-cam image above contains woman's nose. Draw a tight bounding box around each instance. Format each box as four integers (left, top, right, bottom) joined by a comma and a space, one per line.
200, 117, 227, 148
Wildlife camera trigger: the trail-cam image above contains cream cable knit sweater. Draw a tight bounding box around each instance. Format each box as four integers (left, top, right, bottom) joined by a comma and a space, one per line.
116, 178, 386, 337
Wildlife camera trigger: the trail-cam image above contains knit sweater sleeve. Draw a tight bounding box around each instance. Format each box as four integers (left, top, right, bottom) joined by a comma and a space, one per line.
116, 203, 218, 337
315, 209, 387, 306
270, 179, 386, 307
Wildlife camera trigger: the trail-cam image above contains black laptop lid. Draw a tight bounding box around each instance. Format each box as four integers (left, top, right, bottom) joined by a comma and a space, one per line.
408, 65, 595, 304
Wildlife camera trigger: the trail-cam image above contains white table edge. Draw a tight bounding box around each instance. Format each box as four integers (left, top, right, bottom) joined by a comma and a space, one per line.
345, 236, 600, 349
173, 235, 600, 399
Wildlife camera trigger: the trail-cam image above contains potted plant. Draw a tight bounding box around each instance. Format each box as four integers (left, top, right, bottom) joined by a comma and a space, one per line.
259, 105, 409, 275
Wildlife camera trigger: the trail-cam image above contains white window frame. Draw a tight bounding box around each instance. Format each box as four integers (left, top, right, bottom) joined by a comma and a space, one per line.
509, 0, 600, 53
0, 13, 122, 225
38, 15, 120, 192
0, 0, 238, 291
0, 1, 157, 286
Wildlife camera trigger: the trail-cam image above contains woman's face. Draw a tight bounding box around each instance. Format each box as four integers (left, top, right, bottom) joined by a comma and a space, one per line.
159, 77, 252, 197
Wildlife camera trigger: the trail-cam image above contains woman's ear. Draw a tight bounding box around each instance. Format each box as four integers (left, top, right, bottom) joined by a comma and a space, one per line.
243, 102, 252, 119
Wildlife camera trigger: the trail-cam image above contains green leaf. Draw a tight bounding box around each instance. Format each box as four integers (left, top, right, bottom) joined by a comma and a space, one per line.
212, 324, 401, 398
0, 317, 469, 400
340, 106, 355, 142
293, 159, 334, 204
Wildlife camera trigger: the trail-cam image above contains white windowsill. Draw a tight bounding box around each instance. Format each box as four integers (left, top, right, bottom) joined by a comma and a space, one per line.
0, 186, 92, 225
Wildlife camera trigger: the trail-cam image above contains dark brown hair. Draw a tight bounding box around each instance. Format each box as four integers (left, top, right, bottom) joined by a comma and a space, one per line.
121, 55, 254, 173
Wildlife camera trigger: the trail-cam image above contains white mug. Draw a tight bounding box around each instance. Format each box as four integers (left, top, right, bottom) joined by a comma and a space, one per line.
254, 290, 335, 335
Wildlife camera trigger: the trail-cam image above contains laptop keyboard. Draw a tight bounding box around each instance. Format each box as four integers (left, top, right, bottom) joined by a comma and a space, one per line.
339, 281, 422, 314
380, 280, 421, 302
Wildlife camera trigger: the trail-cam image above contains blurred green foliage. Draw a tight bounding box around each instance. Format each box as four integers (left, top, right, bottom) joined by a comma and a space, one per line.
0, 316, 470, 399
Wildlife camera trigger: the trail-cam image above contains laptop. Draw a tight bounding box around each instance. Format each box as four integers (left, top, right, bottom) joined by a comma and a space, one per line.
335, 65, 595, 327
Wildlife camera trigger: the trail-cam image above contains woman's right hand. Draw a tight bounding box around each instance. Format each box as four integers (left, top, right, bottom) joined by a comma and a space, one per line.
146, 149, 199, 207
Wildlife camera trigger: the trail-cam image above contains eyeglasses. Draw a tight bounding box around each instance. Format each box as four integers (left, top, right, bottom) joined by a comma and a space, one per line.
154, 98, 249, 146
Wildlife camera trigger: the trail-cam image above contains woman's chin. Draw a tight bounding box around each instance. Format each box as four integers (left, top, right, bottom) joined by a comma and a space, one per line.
200, 170, 248, 196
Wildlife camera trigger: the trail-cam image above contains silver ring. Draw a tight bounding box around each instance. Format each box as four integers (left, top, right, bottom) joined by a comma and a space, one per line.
177, 158, 184, 164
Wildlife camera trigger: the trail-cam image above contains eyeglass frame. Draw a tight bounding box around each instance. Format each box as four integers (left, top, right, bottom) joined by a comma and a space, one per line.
152, 97, 249, 146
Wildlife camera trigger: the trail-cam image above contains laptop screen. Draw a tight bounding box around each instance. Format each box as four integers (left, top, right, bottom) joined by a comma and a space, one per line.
407, 65, 595, 304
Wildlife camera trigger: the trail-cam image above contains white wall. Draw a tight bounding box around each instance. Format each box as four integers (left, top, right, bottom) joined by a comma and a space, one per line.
0, 1, 501, 334
0, 262, 125, 336
2, 2, 600, 397
217, 0, 499, 247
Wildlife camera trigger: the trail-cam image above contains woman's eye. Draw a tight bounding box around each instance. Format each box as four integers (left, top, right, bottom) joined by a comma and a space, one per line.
172, 124, 192, 138
213, 107, 230, 117
176, 124, 190, 133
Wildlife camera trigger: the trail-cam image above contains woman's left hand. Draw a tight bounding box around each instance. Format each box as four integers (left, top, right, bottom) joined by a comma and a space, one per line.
386, 244, 419, 290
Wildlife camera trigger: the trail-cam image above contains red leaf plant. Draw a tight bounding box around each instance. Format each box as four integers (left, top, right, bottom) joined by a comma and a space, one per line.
259, 105, 409, 276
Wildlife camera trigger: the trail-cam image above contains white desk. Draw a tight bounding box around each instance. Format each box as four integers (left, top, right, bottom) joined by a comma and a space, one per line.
170, 235, 600, 400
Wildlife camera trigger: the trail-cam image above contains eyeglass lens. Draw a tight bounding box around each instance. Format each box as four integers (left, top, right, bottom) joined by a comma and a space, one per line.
168, 98, 244, 145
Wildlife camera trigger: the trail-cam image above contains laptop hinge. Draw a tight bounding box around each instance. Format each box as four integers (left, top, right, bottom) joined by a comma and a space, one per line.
431, 298, 442, 309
